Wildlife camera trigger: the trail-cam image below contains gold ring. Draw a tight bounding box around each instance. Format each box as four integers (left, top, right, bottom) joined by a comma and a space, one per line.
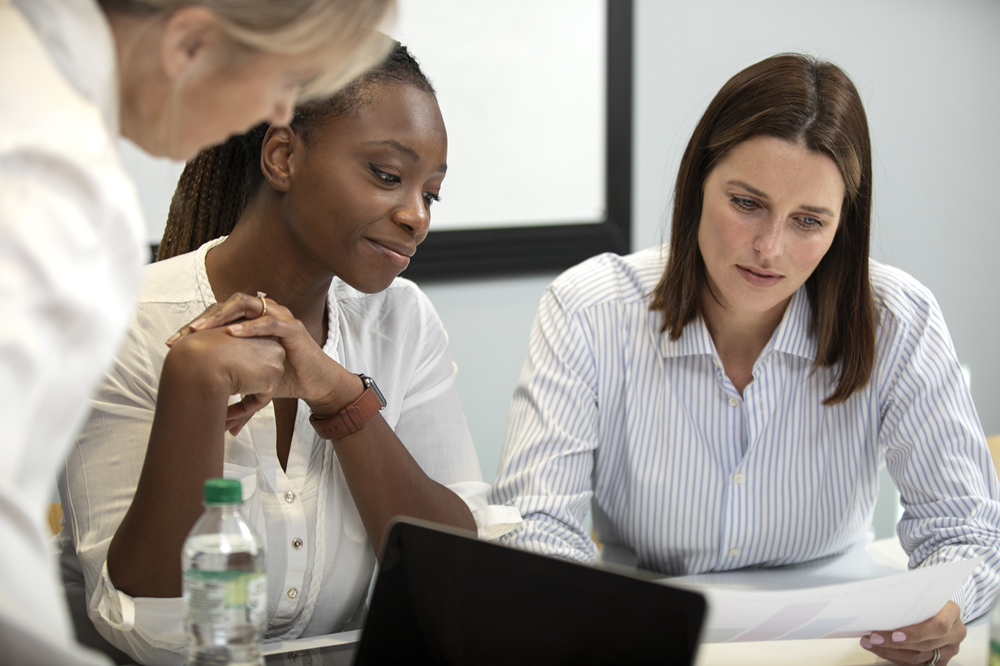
257, 291, 267, 318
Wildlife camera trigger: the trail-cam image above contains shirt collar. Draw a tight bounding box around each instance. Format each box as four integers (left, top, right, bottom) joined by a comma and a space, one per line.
655, 284, 817, 361
767, 285, 817, 361
13, 0, 119, 134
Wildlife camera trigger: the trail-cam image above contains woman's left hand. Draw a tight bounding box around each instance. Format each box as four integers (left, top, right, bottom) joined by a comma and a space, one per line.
860, 601, 965, 665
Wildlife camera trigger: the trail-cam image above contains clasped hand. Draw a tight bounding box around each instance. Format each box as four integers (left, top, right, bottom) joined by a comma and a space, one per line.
165, 292, 358, 434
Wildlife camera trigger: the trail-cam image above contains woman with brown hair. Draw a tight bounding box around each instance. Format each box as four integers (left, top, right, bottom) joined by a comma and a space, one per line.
490, 53, 999, 666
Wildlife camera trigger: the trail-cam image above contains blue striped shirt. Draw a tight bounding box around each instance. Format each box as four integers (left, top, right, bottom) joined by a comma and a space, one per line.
490, 246, 1000, 621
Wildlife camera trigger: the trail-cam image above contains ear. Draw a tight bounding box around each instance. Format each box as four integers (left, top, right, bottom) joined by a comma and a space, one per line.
159, 6, 226, 82
261, 126, 296, 193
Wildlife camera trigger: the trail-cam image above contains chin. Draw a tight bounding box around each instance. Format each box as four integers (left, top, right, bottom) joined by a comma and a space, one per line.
346, 274, 399, 295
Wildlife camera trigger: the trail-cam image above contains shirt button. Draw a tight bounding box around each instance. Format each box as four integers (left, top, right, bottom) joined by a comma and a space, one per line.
729, 548, 740, 557
292, 538, 304, 550
728, 396, 739, 407
287, 652, 298, 661
287, 587, 299, 599
733, 472, 743, 485
284, 491, 295, 503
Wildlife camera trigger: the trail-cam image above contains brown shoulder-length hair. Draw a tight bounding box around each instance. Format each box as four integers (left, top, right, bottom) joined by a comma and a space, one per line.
649, 53, 876, 405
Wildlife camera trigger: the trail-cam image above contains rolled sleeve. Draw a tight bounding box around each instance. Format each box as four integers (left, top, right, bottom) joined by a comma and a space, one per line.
876, 269, 1000, 622
490, 282, 601, 565
445, 480, 522, 541
89, 562, 186, 666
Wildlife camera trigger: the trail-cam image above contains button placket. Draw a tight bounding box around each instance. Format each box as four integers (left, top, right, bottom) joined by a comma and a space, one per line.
274, 483, 308, 620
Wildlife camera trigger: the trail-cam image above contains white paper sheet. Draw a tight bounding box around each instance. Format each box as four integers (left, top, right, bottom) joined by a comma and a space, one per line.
663, 543, 983, 643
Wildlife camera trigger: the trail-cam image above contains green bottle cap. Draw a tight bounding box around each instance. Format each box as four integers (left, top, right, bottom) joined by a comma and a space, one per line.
203, 478, 242, 504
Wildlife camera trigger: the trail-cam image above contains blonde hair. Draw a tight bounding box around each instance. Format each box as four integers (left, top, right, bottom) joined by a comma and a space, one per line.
99, 0, 396, 99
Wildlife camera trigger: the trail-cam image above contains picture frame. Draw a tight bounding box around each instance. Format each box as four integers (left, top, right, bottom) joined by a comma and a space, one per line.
403, 0, 632, 281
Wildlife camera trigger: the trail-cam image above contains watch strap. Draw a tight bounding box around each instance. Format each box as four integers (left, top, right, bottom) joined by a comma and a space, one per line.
309, 384, 383, 440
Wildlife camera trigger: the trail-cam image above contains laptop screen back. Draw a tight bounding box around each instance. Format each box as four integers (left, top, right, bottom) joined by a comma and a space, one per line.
354, 518, 706, 666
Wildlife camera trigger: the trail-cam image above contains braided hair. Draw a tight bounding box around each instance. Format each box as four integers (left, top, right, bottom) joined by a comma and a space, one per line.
157, 40, 434, 261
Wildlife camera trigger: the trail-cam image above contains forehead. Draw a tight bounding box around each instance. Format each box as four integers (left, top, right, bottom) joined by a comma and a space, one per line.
314, 83, 446, 151
710, 136, 845, 205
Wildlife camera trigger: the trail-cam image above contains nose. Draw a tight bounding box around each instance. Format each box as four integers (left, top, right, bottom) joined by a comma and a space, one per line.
392, 190, 431, 241
753, 215, 784, 259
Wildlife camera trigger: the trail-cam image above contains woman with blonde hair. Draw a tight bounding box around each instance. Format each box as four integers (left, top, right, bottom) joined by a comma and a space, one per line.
491, 54, 1000, 666
0, 1, 392, 664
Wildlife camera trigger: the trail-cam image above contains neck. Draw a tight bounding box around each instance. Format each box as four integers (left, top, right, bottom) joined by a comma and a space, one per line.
204, 197, 333, 344
106, 11, 170, 155
700, 283, 789, 390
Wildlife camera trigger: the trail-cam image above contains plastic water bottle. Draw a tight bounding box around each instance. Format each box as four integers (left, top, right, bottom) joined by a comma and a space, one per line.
183, 478, 266, 666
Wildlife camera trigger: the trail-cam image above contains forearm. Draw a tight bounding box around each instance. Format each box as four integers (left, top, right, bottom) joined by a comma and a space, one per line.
107, 355, 229, 598
332, 414, 476, 557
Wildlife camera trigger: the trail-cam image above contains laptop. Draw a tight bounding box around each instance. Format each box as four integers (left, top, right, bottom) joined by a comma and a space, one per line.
347, 517, 706, 665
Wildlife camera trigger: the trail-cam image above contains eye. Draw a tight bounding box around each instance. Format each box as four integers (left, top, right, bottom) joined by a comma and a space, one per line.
797, 216, 823, 229
423, 192, 441, 207
730, 196, 758, 212
369, 163, 400, 186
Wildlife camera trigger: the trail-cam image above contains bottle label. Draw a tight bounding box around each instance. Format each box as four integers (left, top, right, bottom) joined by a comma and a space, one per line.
183, 570, 267, 626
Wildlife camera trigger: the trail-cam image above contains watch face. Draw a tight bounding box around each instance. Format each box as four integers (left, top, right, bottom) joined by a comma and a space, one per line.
360, 374, 387, 408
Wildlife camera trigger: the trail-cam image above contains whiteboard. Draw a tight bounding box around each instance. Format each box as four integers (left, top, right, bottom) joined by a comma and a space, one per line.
390, 0, 606, 230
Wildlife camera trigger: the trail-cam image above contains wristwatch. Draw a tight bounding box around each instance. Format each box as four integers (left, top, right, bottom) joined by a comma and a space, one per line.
309, 374, 386, 440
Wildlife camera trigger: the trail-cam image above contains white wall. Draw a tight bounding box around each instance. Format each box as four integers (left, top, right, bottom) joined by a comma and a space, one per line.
421, 1, 1000, 538
123, 1, 1000, 537
630, 0, 1000, 440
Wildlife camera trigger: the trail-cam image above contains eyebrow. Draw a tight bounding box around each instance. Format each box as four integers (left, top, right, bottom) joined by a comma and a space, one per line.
362, 139, 447, 173
726, 180, 836, 217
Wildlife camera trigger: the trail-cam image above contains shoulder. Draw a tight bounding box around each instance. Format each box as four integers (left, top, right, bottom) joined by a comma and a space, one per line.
0, 5, 117, 175
548, 246, 667, 316
869, 259, 941, 328
138, 250, 205, 305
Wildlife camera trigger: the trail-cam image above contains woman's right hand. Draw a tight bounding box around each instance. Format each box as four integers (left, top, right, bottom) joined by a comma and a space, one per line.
168, 291, 365, 423
165, 325, 287, 434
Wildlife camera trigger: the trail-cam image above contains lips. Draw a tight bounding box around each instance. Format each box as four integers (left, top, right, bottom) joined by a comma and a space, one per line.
367, 238, 414, 270
737, 264, 784, 287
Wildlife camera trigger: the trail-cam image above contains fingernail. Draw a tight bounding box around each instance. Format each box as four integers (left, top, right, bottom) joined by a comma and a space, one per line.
869, 633, 884, 645
892, 632, 907, 643
189, 318, 206, 331
165, 332, 179, 346
228, 324, 243, 333
860, 636, 872, 650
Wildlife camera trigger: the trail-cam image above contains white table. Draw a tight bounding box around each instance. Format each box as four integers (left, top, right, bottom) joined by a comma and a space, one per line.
260, 539, 992, 665
678, 539, 990, 666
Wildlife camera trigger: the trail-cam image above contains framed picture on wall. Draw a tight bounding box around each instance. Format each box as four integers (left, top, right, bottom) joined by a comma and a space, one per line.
392, 0, 632, 281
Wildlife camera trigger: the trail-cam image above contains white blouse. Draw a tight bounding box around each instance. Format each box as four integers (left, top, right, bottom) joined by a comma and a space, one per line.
59, 238, 520, 666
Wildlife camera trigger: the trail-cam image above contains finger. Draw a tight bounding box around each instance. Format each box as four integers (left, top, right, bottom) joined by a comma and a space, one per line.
226, 415, 253, 437
225, 394, 272, 429
166, 292, 268, 346
226, 310, 296, 340
869, 631, 943, 653
866, 643, 958, 666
